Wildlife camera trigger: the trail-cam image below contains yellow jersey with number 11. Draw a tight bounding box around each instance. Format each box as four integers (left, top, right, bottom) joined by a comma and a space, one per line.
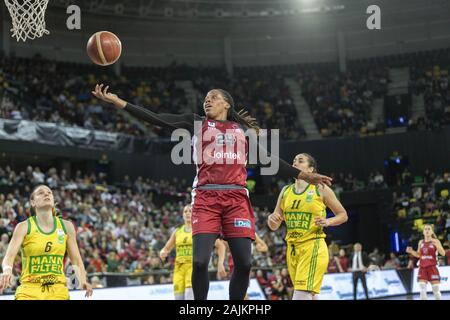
280, 184, 327, 244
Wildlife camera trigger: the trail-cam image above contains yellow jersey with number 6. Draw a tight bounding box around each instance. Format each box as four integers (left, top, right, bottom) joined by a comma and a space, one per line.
20, 216, 68, 285
280, 184, 327, 244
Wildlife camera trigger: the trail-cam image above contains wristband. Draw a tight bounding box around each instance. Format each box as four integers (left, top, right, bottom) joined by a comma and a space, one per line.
2, 265, 12, 273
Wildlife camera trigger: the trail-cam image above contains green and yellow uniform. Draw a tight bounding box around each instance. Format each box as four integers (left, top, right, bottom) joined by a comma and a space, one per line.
173, 225, 192, 295
15, 216, 69, 300
280, 184, 329, 294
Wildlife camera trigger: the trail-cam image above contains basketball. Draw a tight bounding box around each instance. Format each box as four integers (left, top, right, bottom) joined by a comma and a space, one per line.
86, 31, 122, 66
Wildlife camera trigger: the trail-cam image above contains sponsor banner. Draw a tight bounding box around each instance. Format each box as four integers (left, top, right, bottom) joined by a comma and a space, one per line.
318, 270, 406, 300
412, 266, 450, 293
0, 119, 134, 152
0, 279, 265, 300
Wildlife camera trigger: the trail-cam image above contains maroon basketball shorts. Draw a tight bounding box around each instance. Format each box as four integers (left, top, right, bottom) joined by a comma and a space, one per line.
191, 188, 255, 240
418, 265, 440, 282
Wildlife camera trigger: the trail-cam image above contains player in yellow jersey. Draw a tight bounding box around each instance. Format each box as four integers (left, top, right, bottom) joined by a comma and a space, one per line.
0, 185, 93, 300
159, 204, 227, 300
267, 153, 348, 300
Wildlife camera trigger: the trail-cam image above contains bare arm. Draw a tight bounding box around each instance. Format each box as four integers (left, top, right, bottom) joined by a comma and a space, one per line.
267, 185, 288, 231
406, 241, 422, 259
314, 185, 348, 227
215, 239, 227, 279
0, 222, 27, 289
432, 239, 446, 256
160, 230, 177, 261
255, 234, 269, 253
64, 220, 93, 297
335, 257, 344, 273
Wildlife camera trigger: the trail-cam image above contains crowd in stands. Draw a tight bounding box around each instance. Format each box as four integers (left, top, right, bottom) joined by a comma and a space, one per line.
0, 55, 189, 138
392, 170, 450, 258
407, 48, 450, 130
3, 49, 450, 143
192, 68, 306, 140
0, 55, 306, 140
297, 65, 389, 138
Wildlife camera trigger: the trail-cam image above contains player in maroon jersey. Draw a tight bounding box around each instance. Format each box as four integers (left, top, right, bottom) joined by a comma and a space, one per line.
406, 224, 446, 300
92, 84, 332, 300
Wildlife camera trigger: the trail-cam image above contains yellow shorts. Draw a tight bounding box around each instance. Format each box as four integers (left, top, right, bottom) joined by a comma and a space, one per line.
287, 238, 329, 294
15, 283, 69, 300
173, 262, 192, 295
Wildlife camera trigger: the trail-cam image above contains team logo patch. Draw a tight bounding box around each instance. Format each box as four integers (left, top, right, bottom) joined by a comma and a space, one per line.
306, 190, 315, 203
208, 121, 216, 127
234, 218, 251, 229
57, 229, 65, 244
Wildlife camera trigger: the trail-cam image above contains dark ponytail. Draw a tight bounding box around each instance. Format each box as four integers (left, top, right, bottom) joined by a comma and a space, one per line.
216, 89, 261, 135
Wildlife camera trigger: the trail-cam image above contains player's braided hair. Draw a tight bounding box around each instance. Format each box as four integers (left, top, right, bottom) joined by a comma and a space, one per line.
216, 89, 261, 135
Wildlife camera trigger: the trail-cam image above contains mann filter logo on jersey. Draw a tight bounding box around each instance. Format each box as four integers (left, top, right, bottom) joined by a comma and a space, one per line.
29, 255, 64, 274
57, 229, 65, 244
208, 121, 216, 127
305, 190, 315, 203
234, 218, 251, 229
177, 245, 192, 257
285, 212, 312, 230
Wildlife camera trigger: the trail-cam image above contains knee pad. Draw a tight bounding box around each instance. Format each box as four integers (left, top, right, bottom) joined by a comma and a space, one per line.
432, 284, 442, 300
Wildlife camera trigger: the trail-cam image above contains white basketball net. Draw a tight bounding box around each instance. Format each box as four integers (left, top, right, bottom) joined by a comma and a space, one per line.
4, 0, 50, 42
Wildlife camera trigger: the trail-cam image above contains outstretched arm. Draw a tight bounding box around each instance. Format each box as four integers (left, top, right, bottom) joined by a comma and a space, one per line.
92, 84, 201, 132
249, 134, 332, 186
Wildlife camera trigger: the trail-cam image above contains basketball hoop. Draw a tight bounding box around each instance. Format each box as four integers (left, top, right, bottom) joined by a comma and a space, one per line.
4, 0, 50, 42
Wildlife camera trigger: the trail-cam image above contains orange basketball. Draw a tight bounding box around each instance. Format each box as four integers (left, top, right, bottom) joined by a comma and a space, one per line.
87, 31, 122, 66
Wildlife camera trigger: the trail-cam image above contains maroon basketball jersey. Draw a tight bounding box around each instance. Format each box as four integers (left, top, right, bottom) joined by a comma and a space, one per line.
419, 241, 438, 268
192, 119, 248, 187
